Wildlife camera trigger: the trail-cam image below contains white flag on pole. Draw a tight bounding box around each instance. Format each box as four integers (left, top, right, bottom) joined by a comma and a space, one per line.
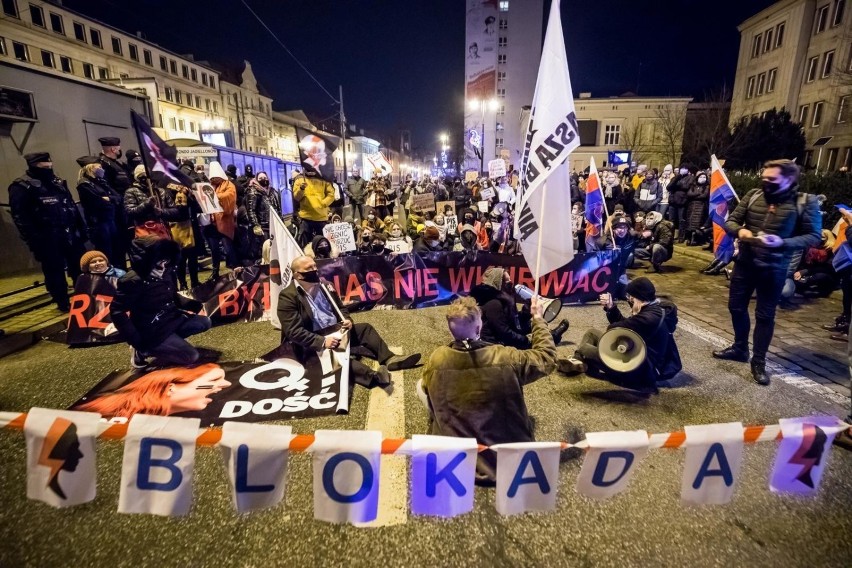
515, 0, 579, 277
268, 207, 306, 329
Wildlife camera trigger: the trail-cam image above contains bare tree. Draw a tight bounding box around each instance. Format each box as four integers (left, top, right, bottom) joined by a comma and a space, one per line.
655, 104, 688, 167
620, 118, 652, 166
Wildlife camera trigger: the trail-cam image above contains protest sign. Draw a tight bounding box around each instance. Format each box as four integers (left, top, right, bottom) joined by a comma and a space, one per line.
323, 222, 357, 252
479, 187, 495, 200
488, 158, 506, 179
192, 182, 224, 215
464, 170, 478, 182
412, 193, 436, 212
436, 201, 456, 217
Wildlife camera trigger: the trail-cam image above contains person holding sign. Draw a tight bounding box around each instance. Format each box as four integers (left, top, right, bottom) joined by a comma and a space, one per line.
386, 223, 412, 253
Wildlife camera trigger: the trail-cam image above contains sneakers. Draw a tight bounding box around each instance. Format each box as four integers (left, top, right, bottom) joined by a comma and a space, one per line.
751, 360, 770, 386
557, 357, 586, 376
830, 332, 849, 342
387, 353, 421, 372
550, 319, 570, 345
646, 263, 662, 273
130, 347, 148, 369
822, 314, 848, 332
712, 345, 750, 362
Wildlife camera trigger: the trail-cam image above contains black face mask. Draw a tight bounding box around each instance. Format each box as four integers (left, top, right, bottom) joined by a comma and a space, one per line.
485, 228, 494, 236
298, 270, 320, 283
371, 243, 385, 253
116, 150, 123, 160
315, 245, 330, 256
30, 166, 54, 180
259, 179, 269, 187
761, 180, 783, 194
464, 216, 473, 223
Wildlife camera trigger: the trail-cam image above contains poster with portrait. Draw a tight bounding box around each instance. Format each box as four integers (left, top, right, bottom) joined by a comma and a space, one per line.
463, 0, 498, 169
295, 127, 338, 182
192, 182, 224, 214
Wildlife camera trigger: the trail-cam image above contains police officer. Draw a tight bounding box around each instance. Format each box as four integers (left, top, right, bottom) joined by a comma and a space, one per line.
9, 152, 87, 311
97, 137, 131, 194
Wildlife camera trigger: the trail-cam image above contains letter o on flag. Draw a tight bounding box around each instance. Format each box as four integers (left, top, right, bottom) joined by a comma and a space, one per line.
322, 452, 374, 503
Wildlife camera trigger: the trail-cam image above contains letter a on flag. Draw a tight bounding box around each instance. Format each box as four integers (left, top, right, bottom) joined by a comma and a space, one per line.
515, 0, 579, 277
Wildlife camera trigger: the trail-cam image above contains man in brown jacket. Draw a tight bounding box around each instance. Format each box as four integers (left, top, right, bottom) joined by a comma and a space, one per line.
421, 295, 556, 485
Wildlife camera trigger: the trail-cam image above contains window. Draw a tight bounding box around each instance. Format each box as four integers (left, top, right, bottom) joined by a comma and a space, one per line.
775, 22, 785, 47
496, 122, 504, 131
128, 43, 138, 61
182, 64, 188, 79
812, 101, 824, 126
766, 68, 777, 92
195, 95, 201, 107
763, 28, 773, 52
499, 0, 508, 11
159, 55, 167, 71
751, 34, 762, 58
169, 59, 177, 74
109, 36, 121, 55
73, 21, 85, 42
498, 37, 507, 47
164, 87, 173, 101
844, 147, 852, 170
213, 101, 218, 113
827, 147, 839, 170
29, 4, 44, 27
205, 99, 211, 111
832, 0, 845, 25
497, 104, 505, 115
202, 72, 208, 86
3, 0, 18, 17
756, 73, 766, 95
806, 56, 819, 82
822, 50, 834, 77
746, 76, 755, 99
59, 55, 72, 73
815, 4, 829, 33
98, 66, 108, 79
798, 104, 809, 124
209, 76, 215, 89
119, 72, 128, 79
175, 90, 183, 104
499, 18, 507, 30
498, 53, 506, 64
83, 63, 94, 79
90, 29, 102, 48
498, 71, 506, 81
604, 124, 621, 145
178, 119, 185, 131
191, 68, 197, 82
169, 117, 177, 130
49, 12, 63, 35
12, 41, 28, 61
40, 49, 53, 68
495, 137, 504, 147
497, 88, 506, 98
190, 122, 195, 133
839, 95, 849, 123
143, 49, 152, 66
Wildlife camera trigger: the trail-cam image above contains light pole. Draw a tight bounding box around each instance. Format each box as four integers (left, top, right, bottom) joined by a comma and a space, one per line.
467, 98, 498, 174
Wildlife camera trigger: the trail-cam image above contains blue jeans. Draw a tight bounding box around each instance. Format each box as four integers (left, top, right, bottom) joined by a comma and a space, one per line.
655, 204, 669, 219
148, 315, 212, 367
635, 244, 670, 266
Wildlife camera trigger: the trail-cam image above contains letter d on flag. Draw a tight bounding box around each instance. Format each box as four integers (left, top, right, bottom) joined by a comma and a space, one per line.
220, 422, 293, 513
494, 442, 561, 516
410, 435, 477, 517
118, 414, 200, 516
681, 422, 743, 505
577, 431, 648, 500
313, 430, 382, 524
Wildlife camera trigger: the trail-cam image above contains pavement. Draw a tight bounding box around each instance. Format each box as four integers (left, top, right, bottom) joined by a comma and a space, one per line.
1, 294, 851, 566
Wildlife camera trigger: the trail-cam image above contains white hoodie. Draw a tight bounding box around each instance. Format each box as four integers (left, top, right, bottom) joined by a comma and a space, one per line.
208, 161, 227, 181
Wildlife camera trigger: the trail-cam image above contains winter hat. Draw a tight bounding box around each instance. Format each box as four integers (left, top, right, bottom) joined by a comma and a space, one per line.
424, 226, 440, 240
613, 215, 632, 228
644, 211, 662, 227
132, 164, 147, 180
25, 152, 51, 166
626, 277, 656, 302
482, 267, 505, 290
80, 250, 108, 272
208, 161, 227, 181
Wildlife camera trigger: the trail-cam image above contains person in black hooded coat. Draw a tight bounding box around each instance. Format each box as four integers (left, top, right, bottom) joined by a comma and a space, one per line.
111, 236, 211, 368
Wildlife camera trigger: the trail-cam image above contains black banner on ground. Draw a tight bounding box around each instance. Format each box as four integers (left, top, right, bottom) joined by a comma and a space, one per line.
69, 346, 347, 426
66, 274, 123, 345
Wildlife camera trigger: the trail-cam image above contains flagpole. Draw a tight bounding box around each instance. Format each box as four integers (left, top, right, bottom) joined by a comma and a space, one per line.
533, 183, 547, 298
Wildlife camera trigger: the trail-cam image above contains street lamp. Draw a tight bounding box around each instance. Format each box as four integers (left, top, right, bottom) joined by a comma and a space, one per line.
467, 98, 498, 173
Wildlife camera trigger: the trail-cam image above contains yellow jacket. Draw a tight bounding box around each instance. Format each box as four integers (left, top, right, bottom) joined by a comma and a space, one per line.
293, 173, 334, 222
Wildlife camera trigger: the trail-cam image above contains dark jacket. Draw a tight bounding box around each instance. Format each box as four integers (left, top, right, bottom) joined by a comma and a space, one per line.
246, 185, 282, 230
412, 236, 444, 254
684, 182, 709, 231
124, 182, 179, 226
422, 316, 557, 484
725, 186, 822, 269
9, 172, 86, 252
635, 179, 662, 212
345, 177, 367, 203
603, 299, 678, 385
470, 284, 532, 349
98, 154, 131, 194
276, 280, 347, 362
649, 220, 675, 254
667, 173, 694, 206
110, 237, 202, 350
78, 177, 122, 226
452, 185, 473, 210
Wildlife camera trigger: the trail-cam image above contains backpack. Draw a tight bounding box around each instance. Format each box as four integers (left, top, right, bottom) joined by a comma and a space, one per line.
654, 300, 682, 381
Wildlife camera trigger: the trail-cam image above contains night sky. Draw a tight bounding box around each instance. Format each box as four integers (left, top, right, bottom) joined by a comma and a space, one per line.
63, 0, 777, 154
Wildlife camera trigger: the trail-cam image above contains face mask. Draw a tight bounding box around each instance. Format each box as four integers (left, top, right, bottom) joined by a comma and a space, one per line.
115, 150, 123, 160
697, 176, 707, 184
316, 244, 330, 254
259, 179, 269, 187
368, 214, 375, 220
464, 215, 473, 223
150, 259, 172, 280
391, 229, 402, 237
627, 297, 635, 308
94, 168, 105, 179
428, 240, 440, 247
371, 243, 385, 252
31, 166, 54, 179
761, 180, 783, 194
679, 168, 688, 175
298, 269, 320, 283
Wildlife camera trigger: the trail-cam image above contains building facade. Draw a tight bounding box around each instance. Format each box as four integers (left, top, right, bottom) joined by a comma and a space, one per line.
463, 0, 543, 173
730, 0, 852, 170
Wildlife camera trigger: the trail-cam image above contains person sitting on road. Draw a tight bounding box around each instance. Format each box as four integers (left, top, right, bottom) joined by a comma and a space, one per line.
420, 295, 557, 485
470, 267, 569, 348
561, 277, 679, 391
634, 211, 674, 273
597, 214, 637, 299
79, 249, 126, 279
412, 226, 444, 253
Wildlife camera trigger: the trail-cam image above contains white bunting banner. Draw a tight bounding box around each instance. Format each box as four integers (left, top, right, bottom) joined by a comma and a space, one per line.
494, 442, 561, 516
681, 422, 743, 505
577, 430, 649, 500
411, 435, 478, 517
24, 408, 101, 508
220, 422, 293, 513
312, 430, 382, 524
118, 414, 201, 516
770, 416, 844, 495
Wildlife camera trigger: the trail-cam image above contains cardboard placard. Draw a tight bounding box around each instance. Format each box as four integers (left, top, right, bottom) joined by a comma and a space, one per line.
323, 222, 357, 252
436, 201, 456, 217
488, 158, 507, 179
412, 192, 436, 212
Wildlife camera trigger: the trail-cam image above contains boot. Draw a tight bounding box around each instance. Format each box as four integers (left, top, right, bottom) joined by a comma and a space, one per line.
550, 319, 570, 344
699, 260, 718, 274
706, 263, 726, 276
751, 359, 770, 386
830, 331, 849, 342
205, 270, 220, 283
822, 314, 848, 332
712, 345, 750, 362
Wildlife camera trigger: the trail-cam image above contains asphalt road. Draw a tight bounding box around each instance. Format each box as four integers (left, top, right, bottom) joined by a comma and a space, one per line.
0, 304, 850, 567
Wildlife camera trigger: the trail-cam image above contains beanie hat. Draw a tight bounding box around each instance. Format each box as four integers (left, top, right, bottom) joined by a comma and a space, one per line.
482, 267, 505, 290
626, 277, 656, 303
133, 164, 147, 180
80, 250, 108, 272
424, 226, 440, 240
612, 215, 632, 228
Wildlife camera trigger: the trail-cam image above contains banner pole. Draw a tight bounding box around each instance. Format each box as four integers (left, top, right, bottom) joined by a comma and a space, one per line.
533, 182, 547, 298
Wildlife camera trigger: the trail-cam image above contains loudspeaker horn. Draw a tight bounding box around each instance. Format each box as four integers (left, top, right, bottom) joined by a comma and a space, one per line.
514, 284, 563, 323
598, 327, 647, 373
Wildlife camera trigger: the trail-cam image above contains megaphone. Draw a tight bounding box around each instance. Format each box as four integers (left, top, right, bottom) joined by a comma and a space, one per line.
514, 284, 562, 323
598, 328, 647, 373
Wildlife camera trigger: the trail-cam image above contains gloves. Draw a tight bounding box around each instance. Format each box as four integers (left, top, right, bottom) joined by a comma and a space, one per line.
253, 225, 263, 236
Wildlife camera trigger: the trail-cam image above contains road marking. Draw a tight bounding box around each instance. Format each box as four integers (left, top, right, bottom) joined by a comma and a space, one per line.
361, 347, 408, 527
678, 318, 849, 407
